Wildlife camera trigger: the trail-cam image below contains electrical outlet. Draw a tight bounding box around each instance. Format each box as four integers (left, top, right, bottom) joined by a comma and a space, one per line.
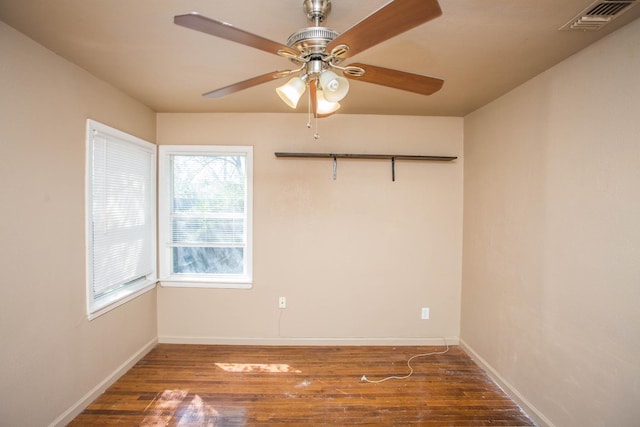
421, 307, 430, 320
279, 296, 287, 309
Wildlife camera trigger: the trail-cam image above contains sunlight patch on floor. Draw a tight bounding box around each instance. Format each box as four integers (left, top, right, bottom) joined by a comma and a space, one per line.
140, 389, 230, 426
214, 362, 302, 373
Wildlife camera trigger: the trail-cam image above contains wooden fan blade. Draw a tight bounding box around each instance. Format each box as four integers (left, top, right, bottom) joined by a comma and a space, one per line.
326, 0, 442, 59
175, 13, 298, 57
344, 63, 444, 96
203, 71, 290, 98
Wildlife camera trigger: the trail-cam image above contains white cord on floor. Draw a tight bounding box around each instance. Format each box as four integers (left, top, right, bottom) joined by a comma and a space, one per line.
360, 338, 450, 384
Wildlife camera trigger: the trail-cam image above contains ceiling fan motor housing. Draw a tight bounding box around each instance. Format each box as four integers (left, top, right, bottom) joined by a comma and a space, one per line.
286, 27, 340, 58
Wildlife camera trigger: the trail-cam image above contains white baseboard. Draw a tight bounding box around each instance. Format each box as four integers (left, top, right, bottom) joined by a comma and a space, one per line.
49, 337, 158, 427
158, 335, 459, 346
459, 339, 554, 427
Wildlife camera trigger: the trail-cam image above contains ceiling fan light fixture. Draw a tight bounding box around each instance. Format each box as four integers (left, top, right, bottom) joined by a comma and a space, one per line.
316, 89, 341, 115
276, 76, 307, 108
319, 70, 349, 102
174, 0, 445, 133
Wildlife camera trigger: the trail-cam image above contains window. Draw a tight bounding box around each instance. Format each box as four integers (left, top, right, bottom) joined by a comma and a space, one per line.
85, 120, 157, 318
159, 145, 253, 288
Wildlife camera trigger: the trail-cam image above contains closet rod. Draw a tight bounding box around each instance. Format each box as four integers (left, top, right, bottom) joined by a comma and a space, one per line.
274, 152, 457, 161
275, 152, 457, 181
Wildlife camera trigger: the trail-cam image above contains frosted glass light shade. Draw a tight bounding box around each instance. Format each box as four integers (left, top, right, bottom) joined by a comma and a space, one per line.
319, 70, 349, 102
316, 90, 340, 115
276, 77, 306, 108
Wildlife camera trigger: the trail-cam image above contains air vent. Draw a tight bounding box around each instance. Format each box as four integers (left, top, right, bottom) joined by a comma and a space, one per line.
560, 0, 637, 31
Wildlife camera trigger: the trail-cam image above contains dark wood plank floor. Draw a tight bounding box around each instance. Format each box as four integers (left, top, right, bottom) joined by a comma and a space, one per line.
69, 344, 535, 426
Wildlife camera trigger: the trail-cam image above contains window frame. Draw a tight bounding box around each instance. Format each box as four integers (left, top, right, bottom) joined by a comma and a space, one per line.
158, 145, 253, 289
85, 119, 157, 319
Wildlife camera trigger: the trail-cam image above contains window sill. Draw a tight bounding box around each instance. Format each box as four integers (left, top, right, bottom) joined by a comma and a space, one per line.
159, 280, 252, 290
88, 281, 157, 320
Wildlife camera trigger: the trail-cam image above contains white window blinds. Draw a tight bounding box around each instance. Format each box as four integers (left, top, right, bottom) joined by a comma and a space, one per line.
159, 146, 253, 287
86, 120, 157, 317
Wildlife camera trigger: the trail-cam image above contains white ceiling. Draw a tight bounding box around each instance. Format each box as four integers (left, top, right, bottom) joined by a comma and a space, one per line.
1, 0, 638, 116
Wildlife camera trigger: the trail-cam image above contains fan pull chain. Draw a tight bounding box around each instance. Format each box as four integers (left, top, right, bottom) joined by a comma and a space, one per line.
306, 89, 312, 129
313, 80, 320, 139
305, 84, 319, 139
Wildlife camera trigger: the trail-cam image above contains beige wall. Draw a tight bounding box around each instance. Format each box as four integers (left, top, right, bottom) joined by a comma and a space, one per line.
8, 6, 638, 426
157, 113, 463, 344
0, 22, 157, 426
462, 18, 640, 427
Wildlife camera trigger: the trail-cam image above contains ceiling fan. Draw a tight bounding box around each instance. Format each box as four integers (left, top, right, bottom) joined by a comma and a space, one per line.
174, 0, 444, 121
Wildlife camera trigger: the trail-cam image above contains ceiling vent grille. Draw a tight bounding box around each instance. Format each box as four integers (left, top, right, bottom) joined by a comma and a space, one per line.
560, 0, 637, 31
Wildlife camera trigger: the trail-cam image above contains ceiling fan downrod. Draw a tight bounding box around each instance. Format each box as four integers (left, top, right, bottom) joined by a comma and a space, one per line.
303, 0, 332, 26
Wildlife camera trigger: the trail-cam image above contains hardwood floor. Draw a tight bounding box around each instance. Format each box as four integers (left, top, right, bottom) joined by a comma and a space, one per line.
69, 344, 535, 426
